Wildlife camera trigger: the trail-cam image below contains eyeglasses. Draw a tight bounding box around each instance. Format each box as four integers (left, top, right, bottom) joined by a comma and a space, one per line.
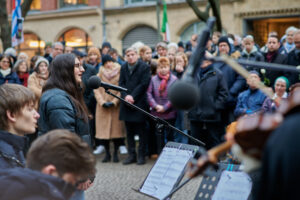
1, 60, 9, 64
74, 63, 83, 69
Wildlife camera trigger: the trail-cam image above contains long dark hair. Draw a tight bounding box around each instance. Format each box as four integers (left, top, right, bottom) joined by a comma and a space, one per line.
43, 54, 89, 122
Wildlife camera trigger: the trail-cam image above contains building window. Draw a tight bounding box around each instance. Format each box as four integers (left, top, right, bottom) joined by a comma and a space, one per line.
19, 32, 45, 58
21, 0, 41, 10
58, 28, 92, 52
124, 0, 156, 6
60, 0, 88, 7
180, 21, 206, 43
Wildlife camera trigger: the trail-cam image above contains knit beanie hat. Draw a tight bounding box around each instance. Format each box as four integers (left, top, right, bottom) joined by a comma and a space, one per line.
102, 55, 114, 65
35, 56, 49, 69
102, 42, 112, 49
218, 36, 231, 50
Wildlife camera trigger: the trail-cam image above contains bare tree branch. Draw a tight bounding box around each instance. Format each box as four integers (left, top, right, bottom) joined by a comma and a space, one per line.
0, 0, 11, 50
21, 0, 34, 18
0, 0, 34, 50
186, 0, 209, 22
208, 0, 222, 31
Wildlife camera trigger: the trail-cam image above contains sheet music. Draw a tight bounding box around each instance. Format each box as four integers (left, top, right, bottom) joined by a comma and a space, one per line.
212, 171, 252, 200
140, 146, 193, 200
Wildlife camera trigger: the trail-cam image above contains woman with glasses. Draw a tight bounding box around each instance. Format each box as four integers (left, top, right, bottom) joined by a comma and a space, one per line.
37, 54, 94, 199
0, 54, 21, 85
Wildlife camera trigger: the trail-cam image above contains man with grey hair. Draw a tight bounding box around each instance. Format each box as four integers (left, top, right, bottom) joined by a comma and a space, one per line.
45, 42, 64, 63
119, 47, 151, 165
280, 26, 298, 54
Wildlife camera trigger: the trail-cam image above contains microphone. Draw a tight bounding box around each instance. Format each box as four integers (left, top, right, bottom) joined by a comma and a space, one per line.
88, 75, 128, 92
168, 17, 215, 110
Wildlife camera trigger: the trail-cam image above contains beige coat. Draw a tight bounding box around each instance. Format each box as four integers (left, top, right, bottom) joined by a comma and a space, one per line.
94, 63, 125, 139
27, 72, 48, 109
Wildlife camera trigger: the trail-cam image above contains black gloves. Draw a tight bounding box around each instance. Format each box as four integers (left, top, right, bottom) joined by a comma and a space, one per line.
102, 102, 114, 108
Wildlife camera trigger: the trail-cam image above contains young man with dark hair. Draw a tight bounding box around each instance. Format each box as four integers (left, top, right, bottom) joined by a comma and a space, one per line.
0, 84, 40, 169
0, 129, 96, 200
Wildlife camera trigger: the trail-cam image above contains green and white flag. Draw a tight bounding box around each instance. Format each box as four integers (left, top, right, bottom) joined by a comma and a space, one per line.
161, 1, 170, 42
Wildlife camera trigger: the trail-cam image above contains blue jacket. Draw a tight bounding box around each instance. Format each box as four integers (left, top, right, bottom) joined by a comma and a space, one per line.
0, 71, 21, 85
213, 62, 246, 107
38, 88, 91, 146
234, 88, 266, 117
0, 130, 26, 169
0, 167, 76, 200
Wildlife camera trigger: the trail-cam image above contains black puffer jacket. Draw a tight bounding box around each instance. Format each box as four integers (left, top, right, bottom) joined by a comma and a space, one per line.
0, 130, 26, 169
38, 88, 91, 146
188, 65, 228, 122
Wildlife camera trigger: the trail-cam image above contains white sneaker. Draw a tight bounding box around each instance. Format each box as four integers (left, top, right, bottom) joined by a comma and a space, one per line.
93, 145, 105, 155
119, 145, 128, 154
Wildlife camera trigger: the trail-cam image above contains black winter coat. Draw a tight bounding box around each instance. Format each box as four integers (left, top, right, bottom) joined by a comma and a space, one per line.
286, 49, 300, 85
119, 60, 151, 122
257, 111, 300, 200
188, 66, 228, 122
38, 88, 91, 146
0, 168, 75, 200
0, 130, 26, 169
263, 51, 288, 86
213, 62, 245, 107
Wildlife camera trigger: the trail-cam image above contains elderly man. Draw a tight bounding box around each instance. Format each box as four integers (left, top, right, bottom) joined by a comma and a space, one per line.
45, 42, 64, 63
119, 47, 151, 165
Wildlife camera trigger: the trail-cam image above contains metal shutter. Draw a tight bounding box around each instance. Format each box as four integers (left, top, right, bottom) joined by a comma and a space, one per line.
122, 26, 160, 50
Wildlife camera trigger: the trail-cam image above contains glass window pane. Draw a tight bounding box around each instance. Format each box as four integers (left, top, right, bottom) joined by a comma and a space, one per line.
58, 28, 93, 49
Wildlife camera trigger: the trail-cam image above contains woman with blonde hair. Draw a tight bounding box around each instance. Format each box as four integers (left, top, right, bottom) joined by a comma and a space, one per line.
94, 55, 125, 163
87, 47, 102, 72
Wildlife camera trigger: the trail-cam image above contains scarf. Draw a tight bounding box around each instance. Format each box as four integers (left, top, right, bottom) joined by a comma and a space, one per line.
18, 72, 29, 87
102, 66, 119, 81
158, 72, 170, 96
266, 51, 276, 63
285, 42, 295, 52
0, 68, 11, 77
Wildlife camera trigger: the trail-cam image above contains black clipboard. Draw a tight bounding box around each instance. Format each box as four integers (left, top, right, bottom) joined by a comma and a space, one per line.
135, 142, 202, 200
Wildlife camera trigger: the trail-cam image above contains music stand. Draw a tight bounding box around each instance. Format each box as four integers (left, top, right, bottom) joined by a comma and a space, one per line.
135, 142, 202, 200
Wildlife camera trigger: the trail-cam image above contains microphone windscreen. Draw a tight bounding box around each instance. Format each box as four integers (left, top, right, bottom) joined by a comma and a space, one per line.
168, 81, 199, 110
88, 75, 101, 89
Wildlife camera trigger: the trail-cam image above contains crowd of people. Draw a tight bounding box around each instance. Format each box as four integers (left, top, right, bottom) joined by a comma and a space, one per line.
0, 25, 300, 199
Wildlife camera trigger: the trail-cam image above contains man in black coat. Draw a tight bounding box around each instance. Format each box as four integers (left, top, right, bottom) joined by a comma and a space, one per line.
188, 58, 228, 149
263, 35, 288, 86
214, 36, 246, 126
119, 47, 151, 165
287, 30, 300, 85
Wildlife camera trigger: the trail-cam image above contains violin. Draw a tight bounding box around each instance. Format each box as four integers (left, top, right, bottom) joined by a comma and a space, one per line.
187, 88, 300, 178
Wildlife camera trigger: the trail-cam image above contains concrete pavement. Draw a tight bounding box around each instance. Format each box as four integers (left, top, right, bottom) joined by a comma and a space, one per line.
86, 153, 203, 200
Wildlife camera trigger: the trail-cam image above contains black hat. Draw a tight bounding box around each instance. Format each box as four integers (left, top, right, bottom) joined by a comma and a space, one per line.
72, 50, 86, 58
102, 42, 112, 49
178, 41, 184, 48
218, 36, 230, 46
102, 55, 114, 65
